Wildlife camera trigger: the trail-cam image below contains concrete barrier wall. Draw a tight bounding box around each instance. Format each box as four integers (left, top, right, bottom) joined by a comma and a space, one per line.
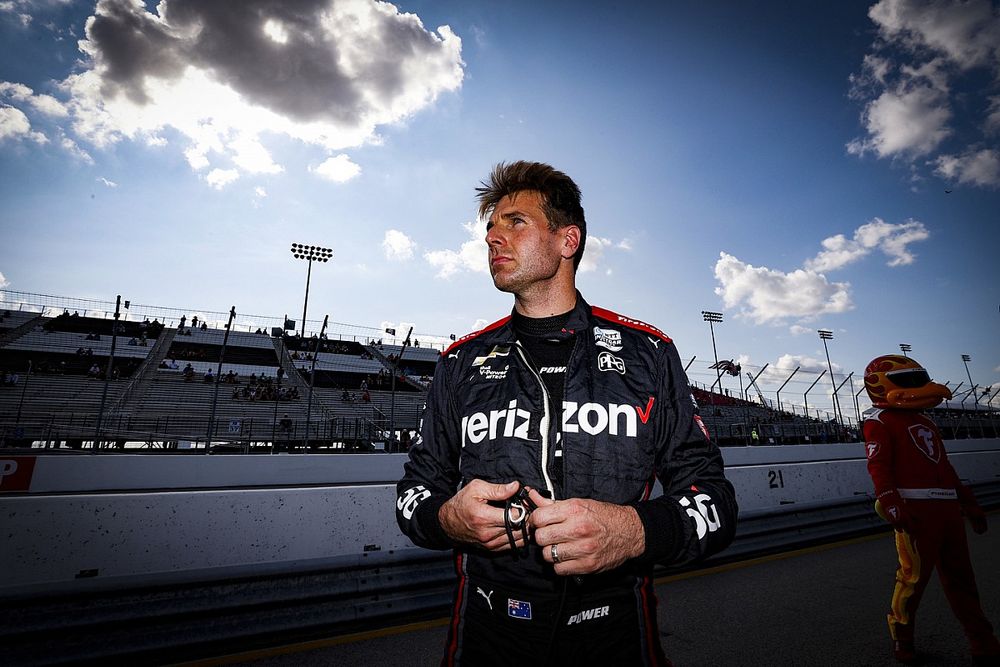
2, 439, 998, 597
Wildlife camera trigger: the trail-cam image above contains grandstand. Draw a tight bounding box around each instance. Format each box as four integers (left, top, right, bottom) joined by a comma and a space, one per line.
1, 290, 997, 451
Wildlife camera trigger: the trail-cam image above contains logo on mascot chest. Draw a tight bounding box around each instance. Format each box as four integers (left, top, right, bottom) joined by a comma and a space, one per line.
907, 423, 941, 463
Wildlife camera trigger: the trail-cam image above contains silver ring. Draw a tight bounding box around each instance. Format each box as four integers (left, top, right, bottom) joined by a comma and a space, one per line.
551, 544, 561, 563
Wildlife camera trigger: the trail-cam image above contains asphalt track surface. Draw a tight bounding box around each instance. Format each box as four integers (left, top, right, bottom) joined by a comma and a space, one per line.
187, 515, 1000, 667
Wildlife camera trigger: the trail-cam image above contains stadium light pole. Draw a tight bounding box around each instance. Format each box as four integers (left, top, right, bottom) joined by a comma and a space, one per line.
95, 295, 127, 448
961, 354, 978, 411
899, 343, 912, 357
290, 243, 332, 339
389, 326, 413, 452
818, 330, 844, 427
206, 306, 236, 453
702, 311, 723, 401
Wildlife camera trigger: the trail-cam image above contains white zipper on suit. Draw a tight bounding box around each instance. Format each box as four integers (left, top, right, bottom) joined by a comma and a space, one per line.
515, 341, 556, 499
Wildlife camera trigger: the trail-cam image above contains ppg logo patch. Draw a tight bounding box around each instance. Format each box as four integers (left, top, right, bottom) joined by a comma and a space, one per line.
597, 351, 625, 375
865, 442, 879, 459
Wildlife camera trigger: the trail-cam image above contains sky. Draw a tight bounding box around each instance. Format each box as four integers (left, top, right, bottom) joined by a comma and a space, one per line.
1, 0, 999, 419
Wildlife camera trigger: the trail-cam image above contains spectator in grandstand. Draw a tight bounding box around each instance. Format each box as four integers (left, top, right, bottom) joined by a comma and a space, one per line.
341, 389, 350, 401
87, 363, 100, 378
204, 369, 214, 383
396, 161, 736, 666
128, 337, 138, 346
200, 322, 208, 331
159, 360, 169, 369
179, 315, 187, 330
863, 354, 999, 664
191, 316, 198, 328
182, 363, 195, 382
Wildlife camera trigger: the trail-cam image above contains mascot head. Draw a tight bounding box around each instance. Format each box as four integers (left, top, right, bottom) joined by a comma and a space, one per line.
864, 354, 951, 410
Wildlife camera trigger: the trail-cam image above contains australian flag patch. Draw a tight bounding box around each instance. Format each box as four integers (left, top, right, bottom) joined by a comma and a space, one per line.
508, 598, 532, 620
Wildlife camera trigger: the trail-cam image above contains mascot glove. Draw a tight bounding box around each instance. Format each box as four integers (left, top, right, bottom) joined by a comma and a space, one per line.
965, 505, 988, 535
877, 489, 915, 533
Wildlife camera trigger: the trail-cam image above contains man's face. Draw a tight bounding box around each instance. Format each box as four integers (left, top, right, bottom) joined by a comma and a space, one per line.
485, 190, 567, 295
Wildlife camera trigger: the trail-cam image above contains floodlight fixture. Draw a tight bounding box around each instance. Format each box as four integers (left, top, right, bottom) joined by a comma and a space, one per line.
899, 343, 912, 357
961, 354, 977, 410
290, 242, 333, 338
817, 329, 843, 425
701, 310, 724, 398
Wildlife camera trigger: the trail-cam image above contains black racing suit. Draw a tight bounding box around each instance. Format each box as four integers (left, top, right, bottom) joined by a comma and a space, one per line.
396, 294, 737, 666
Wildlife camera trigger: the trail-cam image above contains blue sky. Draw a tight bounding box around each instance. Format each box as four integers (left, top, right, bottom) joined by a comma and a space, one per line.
1, 0, 998, 419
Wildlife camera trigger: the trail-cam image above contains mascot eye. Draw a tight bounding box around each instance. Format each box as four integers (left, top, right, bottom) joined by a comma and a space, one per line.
886, 369, 930, 388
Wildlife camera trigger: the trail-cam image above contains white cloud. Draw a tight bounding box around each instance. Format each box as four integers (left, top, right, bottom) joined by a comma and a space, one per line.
805, 218, 930, 271
425, 220, 488, 279
206, 168, 239, 189
848, 0, 1000, 187
251, 185, 267, 208
848, 84, 951, 158
0, 81, 68, 117
60, 135, 93, 163
869, 0, 1000, 68
788, 325, 812, 336
934, 148, 1000, 188
0, 105, 47, 143
97, 176, 117, 187
713, 252, 853, 325
0, 270, 8, 289
231, 134, 282, 174
579, 236, 614, 273
28, 0, 462, 185
756, 354, 843, 387
311, 153, 361, 183
382, 229, 416, 261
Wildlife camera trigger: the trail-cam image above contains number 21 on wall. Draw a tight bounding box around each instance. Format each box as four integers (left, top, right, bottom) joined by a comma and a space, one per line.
768, 469, 785, 489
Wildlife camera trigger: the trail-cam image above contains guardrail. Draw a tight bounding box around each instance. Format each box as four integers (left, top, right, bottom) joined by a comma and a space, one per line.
3, 480, 996, 666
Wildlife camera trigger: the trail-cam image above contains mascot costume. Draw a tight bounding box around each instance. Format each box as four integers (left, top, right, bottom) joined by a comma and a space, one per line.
863, 354, 999, 665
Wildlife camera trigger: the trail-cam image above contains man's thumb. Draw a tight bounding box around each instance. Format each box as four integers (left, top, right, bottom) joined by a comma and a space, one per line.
482, 480, 519, 500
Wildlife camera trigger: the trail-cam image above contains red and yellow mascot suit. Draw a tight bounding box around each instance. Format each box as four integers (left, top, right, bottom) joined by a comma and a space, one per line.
863, 354, 999, 664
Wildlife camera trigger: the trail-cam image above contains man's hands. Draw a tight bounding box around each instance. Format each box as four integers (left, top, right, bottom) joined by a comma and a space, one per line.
527, 489, 645, 576
438, 480, 523, 551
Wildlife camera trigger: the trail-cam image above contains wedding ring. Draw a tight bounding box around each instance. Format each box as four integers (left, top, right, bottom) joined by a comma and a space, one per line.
551, 544, 561, 563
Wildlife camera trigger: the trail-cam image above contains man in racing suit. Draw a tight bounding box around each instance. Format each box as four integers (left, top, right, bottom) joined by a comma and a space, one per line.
396, 161, 737, 666
863, 354, 999, 665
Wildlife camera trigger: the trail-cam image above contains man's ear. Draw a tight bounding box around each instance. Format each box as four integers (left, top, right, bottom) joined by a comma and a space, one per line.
561, 225, 581, 261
